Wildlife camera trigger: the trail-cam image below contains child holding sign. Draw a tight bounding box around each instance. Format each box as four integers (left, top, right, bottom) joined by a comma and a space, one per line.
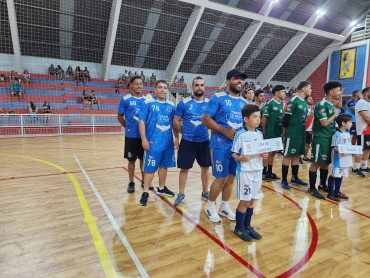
231, 105, 268, 241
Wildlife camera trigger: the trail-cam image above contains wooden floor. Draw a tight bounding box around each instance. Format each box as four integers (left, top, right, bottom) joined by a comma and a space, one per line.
1, 134, 369, 278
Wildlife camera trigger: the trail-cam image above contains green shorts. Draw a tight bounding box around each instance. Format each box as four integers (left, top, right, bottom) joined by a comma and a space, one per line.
310, 139, 331, 164
284, 136, 305, 157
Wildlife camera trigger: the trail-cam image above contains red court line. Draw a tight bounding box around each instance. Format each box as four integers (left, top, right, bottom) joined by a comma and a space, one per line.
262, 185, 318, 278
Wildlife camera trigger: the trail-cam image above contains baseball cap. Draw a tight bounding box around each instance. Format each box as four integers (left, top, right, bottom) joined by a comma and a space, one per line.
226, 69, 248, 80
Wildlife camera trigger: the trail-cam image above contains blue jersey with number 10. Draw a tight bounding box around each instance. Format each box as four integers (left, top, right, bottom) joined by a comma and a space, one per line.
204, 91, 248, 150
118, 93, 146, 138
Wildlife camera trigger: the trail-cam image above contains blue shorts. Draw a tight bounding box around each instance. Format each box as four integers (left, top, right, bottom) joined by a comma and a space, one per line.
211, 148, 237, 178
143, 149, 175, 172
349, 122, 356, 135
177, 139, 212, 169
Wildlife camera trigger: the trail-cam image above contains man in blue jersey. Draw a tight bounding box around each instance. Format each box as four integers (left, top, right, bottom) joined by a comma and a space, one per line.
117, 76, 148, 193
173, 76, 211, 206
202, 69, 248, 223
346, 90, 362, 145
138, 80, 179, 206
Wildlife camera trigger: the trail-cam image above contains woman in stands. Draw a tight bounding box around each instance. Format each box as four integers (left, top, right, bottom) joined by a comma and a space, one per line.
75, 66, 85, 86
66, 66, 74, 81
28, 102, 38, 124
42, 101, 52, 125
9, 70, 17, 83
89, 90, 100, 110
22, 69, 31, 88
81, 90, 90, 110
56, 65, 64, 80
127, 71, 133, 83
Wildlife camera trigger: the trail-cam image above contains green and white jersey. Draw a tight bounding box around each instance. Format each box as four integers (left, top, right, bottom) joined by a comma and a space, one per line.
285, 96, 308, 138
263, 98, 284, 139
312, 98, 336, 141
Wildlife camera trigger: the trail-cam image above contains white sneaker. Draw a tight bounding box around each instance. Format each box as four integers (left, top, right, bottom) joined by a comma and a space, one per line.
204, 205, 221, 223
218, 206, 236, 221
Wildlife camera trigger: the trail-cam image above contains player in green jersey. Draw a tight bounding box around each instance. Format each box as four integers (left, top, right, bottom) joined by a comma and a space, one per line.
262, 85, 285, 181
281, 81, 311, 190
308, 81, 342, 199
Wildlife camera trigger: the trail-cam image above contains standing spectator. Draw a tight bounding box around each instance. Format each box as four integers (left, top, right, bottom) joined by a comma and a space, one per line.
255, 82, 261, 90
10, 79, 24, 101
140, 71, 145, 83
122, 70, 128, 82
173, 75, 178, 84
150, 73, 156, 85
346, 90, 362, 145
127, 71, 133, 83
56, 65, 64, 80
83, 67, 91, 82
9, 70, 17, 83
66, 66, 74, 81
81, 90, 90, 110
303, 95, 314, 161
42, 101, 52, 125
48, 64, 56, 78
243, 88, 254, 104
75, 66, 85, 86
138, 80, 179, 206
115, 78, 124, 89
89, 90, 100, 110
22, 69, 31, 88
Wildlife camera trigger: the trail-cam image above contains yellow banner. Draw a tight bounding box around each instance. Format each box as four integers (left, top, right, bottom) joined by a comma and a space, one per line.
339, 48, 356, 79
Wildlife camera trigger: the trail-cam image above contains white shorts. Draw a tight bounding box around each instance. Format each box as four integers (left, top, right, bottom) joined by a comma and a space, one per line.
235, 170, 262, 201
331, 167, 349, 178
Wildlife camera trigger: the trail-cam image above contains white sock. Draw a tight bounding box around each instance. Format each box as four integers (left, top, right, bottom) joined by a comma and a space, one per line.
207, 200, 215, 207
220, 201, 228, 209
354, 162, 360, 170
158, 186, 164, 190
361, 160, 368, 169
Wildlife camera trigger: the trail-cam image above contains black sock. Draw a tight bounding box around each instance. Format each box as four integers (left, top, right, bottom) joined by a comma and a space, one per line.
309, 171, 317, 190
282, 165, 289, 182
263, 167, 267, 175
268, 165, 273, 174
292, 165, 299, 180
320, 169, 328, 186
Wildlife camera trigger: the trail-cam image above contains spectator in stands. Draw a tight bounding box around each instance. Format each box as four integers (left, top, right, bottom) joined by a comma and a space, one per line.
81, 90, 90, 110
0, 106, 3, 114
0, 74, 7, 81
28, 101, 38, 115
122, 70, 128, 82
22, 69, 31, 88
115, 89, 120, 93
9, 70, 17, 83
134, 71, 138, 76
84, 67, 91, 82
179, 76, 185, 84
173, 75, 178, 84
42, 101, 52, 125
11, 79, 24, 101
256, 82, 261, 89
75, 66, 85, 86
127, 71, 133, 83
56, 65, 64, 80
66, 66, 74, 81
140, 71, 145, 83
150, 73, 156, 84
48, 64, 56, 78
89, 90, 100, 110
116, 78, 124, 89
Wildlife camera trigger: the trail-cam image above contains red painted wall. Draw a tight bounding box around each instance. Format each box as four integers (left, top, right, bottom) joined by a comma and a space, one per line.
307, 58, 328, 104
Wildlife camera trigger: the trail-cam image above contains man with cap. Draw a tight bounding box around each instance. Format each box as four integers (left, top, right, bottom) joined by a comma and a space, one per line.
202, 69, 248, 223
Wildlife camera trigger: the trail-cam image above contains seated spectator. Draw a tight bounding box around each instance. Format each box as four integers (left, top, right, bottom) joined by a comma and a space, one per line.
256, 82, 261, 89
89, 90, 100, 110
115, 89, 120, 94
0, 106, 3, 114
0, 74, 7, 81
122, 70, 127, 82
173, 75, 178, 84
81, 90, 90, 110
83, 67, 91, 82
116, 78, 124, 89
42, 101, 52, 125
9, 70, 18, 83
48, 64, 56, 78
22, 69, 31, 88
28, 101, 38, 115
150, 73, 156, 84
134, 71, 138, 76
11, 79, 24, 101
140, 71, 145, 83
179, 76, 185, 84
66, 65, 74, 81
127, 71, 133, 83
56, 65, 64, 80
75, 66, 85, 86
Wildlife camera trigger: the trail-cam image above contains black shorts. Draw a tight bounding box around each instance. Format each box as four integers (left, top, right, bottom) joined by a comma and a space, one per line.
349, 122, 356, 135
124, 137, 144, 161
306, 131, 312, 144
357, 134, 370, 150
177, 139, 212, 169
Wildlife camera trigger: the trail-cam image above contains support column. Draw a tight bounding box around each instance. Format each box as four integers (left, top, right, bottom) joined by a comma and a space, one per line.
59, 0, 74, 60
6, 0, 22, 72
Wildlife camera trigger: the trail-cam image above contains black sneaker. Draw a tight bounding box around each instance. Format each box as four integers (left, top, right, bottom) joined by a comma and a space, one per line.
139, 192, 149, 206
127, 182, 135, 193
262, 174, 271, 181
268, 173, 280, 180
352, 168, 365, 177
234, 225, 252, 242
303, 157, 310, 162
361, 167, 370, 175
246, 226, 262, 240
157, 186, 175, 197
299, 157, 303, 164
141, 183, 154, 190
318, 184, 328, 192
308, 188, 325, 199
327, 194, 340, 202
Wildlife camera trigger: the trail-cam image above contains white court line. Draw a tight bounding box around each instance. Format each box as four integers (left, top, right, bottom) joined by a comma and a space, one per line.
74, 155, 149, 278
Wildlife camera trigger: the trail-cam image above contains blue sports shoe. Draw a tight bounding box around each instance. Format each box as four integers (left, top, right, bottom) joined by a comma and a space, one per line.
246, 226, 262, 240
234, 225, 252, 242
174, 193, 185, 206
281, 180, 291, 190
291, 178, 308, 186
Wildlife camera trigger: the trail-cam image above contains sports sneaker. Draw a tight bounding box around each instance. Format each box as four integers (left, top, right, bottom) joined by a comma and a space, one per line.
156, 186, 175, 197
218, 206, 236, 220
246, 226, 262, 240
291, 178, 308, 186
201, 191, 209, 200
269, 173, 280, 180
327, 194, 340, 202
308, 188, 325, 199
352, 168, 365, 177
281, 180, 291, 190
262, 174, 271, 181
234, 225, 252, 242
299, 157, 303, 164
174, 193, 185, 206
204, 205, 221, 223
318, 184, 328, 192
127, 182, 135, 193
361, 167, 370, 174
141, 183, 154, 190
303, 157, 310, 162
336, 192, 349, 200
139, 192, 149, 206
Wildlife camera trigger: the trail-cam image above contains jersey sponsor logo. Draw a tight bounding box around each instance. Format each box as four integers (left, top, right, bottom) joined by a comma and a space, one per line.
202, 105, 207, 110
167, 106, 172, 112
277, 114, 283, 122
322, 154, 328, 160
291, 149, 296, 154
280, 110, 283, 113
299, 105, 302, 109
149, 155, 154, 159
300, 114, 307, 121
156, 124, 170, 132
273, 107, 277, 110
190, 120, 202, 127
240, 103, 244, 108
329, 110, 332, 114
227, 121, 243, 130
217, 138, 223, 142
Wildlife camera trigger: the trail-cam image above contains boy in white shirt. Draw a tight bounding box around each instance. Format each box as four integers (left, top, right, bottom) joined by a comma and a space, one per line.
231, 105, 268, 241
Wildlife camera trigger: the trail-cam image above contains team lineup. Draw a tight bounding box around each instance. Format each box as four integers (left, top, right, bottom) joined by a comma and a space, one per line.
117, 69, 370, 242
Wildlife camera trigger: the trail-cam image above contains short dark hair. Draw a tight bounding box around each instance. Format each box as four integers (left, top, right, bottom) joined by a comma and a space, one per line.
130, 75, 142, 84
335, 113, 352, 127
242, 104, 260, 118
362, 87, 370, 94
304, 95, 312, 101
352, 90, 361, 97
254, 89, 264, 98
272, 85, 285, 94
192, 76, 204, 86
155, 80, 167, 87
297, 81, 311, 91
323, 81, 342, 95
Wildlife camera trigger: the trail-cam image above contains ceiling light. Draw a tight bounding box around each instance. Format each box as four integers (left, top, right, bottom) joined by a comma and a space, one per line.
316, 9, 326, 16
350, 21, 358, 26
271, 0, 279, 3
